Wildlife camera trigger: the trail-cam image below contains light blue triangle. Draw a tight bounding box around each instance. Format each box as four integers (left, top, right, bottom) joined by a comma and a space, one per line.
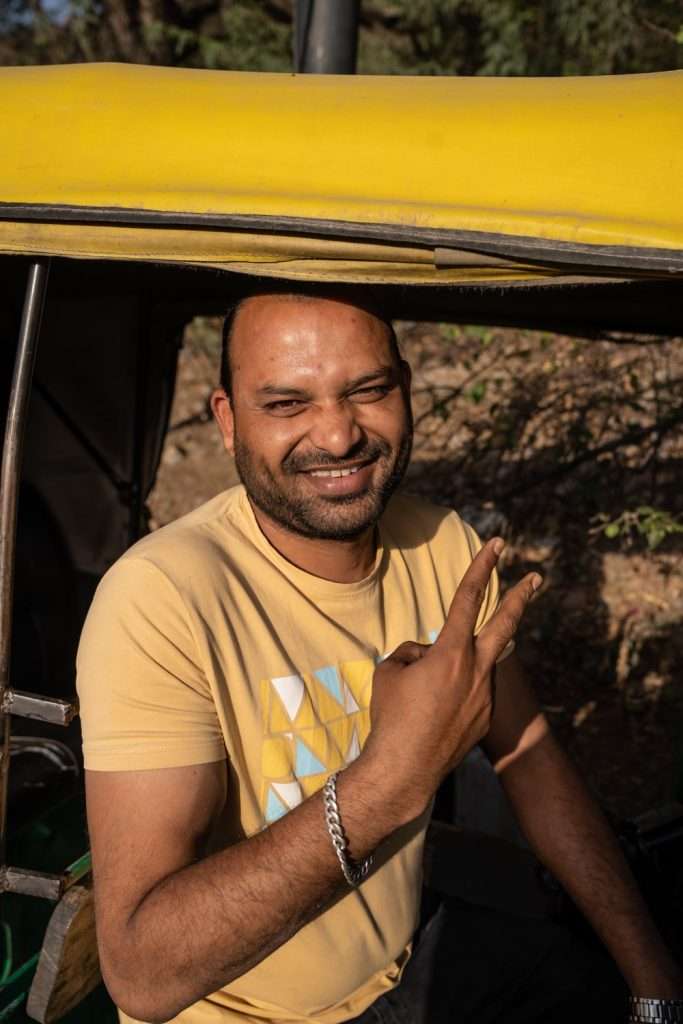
314, 666, 343, 705
428, 628, 440, 644
265, 787, 288, 823
295, 738, 326, 778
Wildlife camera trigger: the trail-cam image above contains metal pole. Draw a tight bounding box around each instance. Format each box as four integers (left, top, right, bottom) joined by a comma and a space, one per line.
0, 258, 51, 861
294, 0, 360, 74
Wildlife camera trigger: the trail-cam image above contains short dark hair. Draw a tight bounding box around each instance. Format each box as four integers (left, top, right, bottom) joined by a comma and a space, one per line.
219, 285, 400, 397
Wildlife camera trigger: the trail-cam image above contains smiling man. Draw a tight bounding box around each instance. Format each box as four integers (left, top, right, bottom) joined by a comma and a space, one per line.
77, 289, 681, 1024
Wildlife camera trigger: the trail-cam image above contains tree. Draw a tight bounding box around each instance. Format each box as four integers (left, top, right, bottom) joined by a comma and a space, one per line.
1, 0, 681, 74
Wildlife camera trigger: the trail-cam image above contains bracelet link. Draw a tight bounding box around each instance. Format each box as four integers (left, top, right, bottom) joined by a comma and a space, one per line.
629, 997, 683, 1024
323, 772, 373, 888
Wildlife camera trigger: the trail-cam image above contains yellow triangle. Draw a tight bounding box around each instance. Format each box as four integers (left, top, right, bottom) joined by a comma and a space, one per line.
340, 658, 374, 710
297, 724, 330, 766
292, 684, 317, 729
268, 691, 295, 734
309, 676, 347, 724
261, 737, 293, 780
299, 775, 327, 799
323, 715, 354, 768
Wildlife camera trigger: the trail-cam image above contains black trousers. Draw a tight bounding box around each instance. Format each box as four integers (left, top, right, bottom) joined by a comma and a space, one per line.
345, 898, 629, 1023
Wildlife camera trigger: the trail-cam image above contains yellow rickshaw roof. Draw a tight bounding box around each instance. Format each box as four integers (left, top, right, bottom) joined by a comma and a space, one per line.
1, 63, 682, 283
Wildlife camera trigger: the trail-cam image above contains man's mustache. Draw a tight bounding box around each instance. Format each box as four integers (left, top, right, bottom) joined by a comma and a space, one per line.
283, 439, 391, 474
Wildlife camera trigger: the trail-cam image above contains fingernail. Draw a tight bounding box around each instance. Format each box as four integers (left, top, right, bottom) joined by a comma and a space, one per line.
531, 574, 543, 592
492, 538, 504, 556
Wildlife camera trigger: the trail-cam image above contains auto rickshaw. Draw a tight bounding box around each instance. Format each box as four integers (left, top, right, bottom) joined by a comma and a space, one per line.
1, 60, 682, 1022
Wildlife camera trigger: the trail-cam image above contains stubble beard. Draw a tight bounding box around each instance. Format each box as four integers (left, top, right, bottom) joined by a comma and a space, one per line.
233, 429, 413, 541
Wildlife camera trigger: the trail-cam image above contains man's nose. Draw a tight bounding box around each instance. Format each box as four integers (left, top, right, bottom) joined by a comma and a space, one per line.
307, 401, 363, 458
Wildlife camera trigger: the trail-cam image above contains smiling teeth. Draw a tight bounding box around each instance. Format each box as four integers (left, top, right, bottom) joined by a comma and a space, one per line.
310, 467, 361, 478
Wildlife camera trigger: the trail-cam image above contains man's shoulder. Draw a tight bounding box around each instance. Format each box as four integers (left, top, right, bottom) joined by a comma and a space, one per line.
105, 485, 248, 589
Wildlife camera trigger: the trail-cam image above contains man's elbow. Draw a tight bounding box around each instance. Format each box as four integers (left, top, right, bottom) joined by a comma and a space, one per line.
100, 946, 186, 1024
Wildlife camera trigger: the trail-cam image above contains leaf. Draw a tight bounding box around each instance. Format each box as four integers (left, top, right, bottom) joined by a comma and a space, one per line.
467, 381, 487, 404
604, 523, 621, 539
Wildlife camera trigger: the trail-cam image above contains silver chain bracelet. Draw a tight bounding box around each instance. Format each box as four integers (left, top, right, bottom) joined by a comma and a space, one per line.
322, 772, 373, 887
629, 997, 683, 1023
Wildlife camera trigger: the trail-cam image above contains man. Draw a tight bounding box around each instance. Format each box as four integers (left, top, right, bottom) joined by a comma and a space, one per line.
78, 289, 682, 1024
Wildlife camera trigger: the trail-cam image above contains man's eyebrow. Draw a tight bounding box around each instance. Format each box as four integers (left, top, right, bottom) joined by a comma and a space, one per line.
345, 366, 398, 390
257, 384, 312, 398
256, 366, 398, 400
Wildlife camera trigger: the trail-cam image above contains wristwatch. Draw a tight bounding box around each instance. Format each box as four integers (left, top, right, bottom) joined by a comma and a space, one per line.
629, 997, 683, 1023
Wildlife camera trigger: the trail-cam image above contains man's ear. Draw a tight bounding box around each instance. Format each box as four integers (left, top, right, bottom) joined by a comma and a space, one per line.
210, 388, 235, 454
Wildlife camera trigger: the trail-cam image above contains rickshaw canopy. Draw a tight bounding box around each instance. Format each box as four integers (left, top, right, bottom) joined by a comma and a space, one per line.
1, 63, 683, 284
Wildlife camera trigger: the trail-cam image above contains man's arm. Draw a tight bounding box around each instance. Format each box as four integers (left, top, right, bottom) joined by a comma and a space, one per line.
482, 653, 682, 998
87, 539, 536, 1023
87, 755, 406, 1022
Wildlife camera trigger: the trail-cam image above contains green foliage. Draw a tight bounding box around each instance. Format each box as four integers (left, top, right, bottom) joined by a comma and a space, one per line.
466, 380, 487, 404
2, 0, 681, 72
598, 506, 683, 550
358, 0, 682, 76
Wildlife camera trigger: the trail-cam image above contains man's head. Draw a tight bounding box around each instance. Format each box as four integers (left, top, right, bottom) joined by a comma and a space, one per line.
211, 288, 412, 542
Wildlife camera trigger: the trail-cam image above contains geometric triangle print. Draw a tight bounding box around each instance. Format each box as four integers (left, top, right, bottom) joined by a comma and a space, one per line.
268, 693, 293, 734
314, 666, 343, 706
272, 780, 304, 810
343, 682, 359, 714
340, 659, 373, 710
265, 786, 288, 823
271, 674, 305, 722
295, 737, 326, 778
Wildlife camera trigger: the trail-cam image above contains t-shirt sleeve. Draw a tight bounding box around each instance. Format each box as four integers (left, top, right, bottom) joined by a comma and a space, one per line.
77, 556, 227, 771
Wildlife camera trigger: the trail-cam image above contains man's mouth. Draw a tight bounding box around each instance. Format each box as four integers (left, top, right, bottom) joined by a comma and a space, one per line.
295, 458, 377, 497
308, 465, 364, 479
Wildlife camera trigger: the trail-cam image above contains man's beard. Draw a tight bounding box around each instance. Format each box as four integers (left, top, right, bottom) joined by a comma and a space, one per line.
233, 429, 413, 541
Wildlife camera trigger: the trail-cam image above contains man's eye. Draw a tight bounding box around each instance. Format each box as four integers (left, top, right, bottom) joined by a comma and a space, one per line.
264, 399, 305, 415
351, 385, 393, 402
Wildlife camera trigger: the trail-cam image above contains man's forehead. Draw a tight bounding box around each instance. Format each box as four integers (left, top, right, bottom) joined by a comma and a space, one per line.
233, 292, 388, 334
229, 293, 396, 370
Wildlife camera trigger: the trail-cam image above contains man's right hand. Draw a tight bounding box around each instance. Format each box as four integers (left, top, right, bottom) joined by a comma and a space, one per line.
360, 538, 542, 823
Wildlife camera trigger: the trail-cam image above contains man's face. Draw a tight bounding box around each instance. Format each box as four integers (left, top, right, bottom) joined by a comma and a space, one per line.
213, 295, 412, 541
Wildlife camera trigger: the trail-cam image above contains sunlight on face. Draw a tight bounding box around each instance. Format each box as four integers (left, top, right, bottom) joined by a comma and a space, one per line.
227, 295, 412, 540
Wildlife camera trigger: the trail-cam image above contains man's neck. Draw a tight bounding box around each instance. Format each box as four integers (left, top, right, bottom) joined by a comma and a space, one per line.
249, 501, 377, 584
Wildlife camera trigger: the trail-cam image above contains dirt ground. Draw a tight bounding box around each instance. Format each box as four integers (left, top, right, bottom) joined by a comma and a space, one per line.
148, 317, 683, 823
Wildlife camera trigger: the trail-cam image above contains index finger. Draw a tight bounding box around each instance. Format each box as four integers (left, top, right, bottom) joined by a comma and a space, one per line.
433, 537, 504, 651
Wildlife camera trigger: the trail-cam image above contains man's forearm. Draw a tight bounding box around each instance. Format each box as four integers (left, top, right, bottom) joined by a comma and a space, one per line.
499, 732, 682, 997
105, 755, 411, 1023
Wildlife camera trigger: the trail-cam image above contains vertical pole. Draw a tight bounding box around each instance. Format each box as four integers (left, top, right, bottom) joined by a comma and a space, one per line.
0, 258, 51, 861
294, 0, 360, 74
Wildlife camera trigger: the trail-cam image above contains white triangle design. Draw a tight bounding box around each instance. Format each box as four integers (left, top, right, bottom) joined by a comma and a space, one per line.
272, 780, 304, 810
345, 729, 361, 765
343, 683, 360, 714
272, 675, 305, 722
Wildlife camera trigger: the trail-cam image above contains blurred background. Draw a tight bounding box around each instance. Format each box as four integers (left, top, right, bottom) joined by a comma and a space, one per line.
1, 0, 682, 75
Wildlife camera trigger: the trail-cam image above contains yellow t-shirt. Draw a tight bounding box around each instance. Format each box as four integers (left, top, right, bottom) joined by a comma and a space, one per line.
77, 485, 499, 1024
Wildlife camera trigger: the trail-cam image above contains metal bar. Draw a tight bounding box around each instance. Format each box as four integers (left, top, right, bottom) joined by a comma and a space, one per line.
0, 258, 51, 865
1, 689, 78, 726
293, 0, 313, 71
0, 853, 91, 902
298, 0, 360, 74
1, 866, 62, 901
63, 851, 92, 888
